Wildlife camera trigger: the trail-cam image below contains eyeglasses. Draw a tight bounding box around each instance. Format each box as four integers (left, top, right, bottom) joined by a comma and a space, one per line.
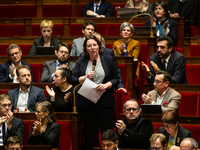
125, 108, 138, 112
58, 50, 69, 55
36, 110, 43, 114
154, 80, 164, 84
42, 30, 52, 33
150, 147, 162, 150
9, 52, 20, 57
0, 104, 12, 108
163, 123, 174, 129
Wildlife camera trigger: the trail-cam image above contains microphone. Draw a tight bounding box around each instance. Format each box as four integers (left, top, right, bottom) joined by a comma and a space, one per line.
92, 60, 96, 71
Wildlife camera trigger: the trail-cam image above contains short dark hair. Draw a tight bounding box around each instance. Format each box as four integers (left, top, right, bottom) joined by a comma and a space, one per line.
153, 1, 169, 18
6, 136, 22, 147
92, 32, 102, 41
0, 94, 12, 103
82, 20, 97, 31
150, 133, 167, 147
157, 36, 174, 48
57, 68, 72, 84
7, 44, 21, 54
35, 101, 56, 123
123, 99, 139, 109
156, 70, 172, 83
162, 109, 179, 124
57, 43, 71, 54
83, 34, 103, 56
101, 129, 118, 143
16, 65, 31, 77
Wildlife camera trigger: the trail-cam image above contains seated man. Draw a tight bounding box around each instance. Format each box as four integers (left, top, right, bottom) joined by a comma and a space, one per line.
5, 136, 23, 150
150, 133, 167, 150
82, 0, 114, 17
142, 70, 181, 113
116, 99, 153, 149
0, 94, 24, 146
168, 0, 199, 25
40, 43, 76, 82
180, 138, 198, 150
70, 20, 105, 56
101, 129, 119, 150
8, 65, 46, 112
141, 36, 188, 84
0, 44, 35, 83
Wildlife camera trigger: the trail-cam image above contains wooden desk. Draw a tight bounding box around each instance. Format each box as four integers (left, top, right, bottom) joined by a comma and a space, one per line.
0, 145, 53, 150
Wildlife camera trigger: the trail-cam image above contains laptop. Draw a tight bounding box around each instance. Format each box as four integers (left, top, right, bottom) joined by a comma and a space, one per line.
141, 104, 162, 114
117, 8, 138, 17
36, 46, 55, 55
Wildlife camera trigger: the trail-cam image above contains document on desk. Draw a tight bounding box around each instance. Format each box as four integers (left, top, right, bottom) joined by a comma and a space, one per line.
78, 78, 106, 103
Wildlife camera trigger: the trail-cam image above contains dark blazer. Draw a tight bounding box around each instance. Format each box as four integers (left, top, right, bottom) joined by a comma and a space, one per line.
159, 125, 192, 146
147, 50, 188, 84
28, 122, 61, 148
82, 1, 114, 17
28, 37, 62, 55
144, 19, 177, 43
7, 85, 46, 112
0, 61, 35, 82
3, 116, 24, 145
117, 116, 154, 149
40, 60, 76, 82
168, 0, 199, 25
71, 54, 119, 108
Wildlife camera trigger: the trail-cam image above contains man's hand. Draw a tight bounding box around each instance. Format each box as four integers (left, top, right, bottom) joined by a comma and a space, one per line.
86, 10, 98, 17
116, 120, 126, 135
142, 93, 153, 104
7, 111, 13, 130
9, 65, 15, 78
150, 61, 160, 73
24, 108, 30, 113
117, 88, 127, 94
141, 61, 151, 76
0, 116, 7, 126
168, 11, 179, 17
64, 92, 71, 103
14, 107, 19, 113
60, 63, 68, 69
100, 15, 105, 18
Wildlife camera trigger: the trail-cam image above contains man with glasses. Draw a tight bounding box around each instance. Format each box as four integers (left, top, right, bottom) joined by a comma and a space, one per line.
8, 65, 46, 112
180, 138, 198, 150
40, 43, 75, 82
142, 70, 181, 113
0, 44, 35, 83
115, 99, 153, 149
149, 133, 167, 150
0, 94, 24, 146
141, 36, 188, 84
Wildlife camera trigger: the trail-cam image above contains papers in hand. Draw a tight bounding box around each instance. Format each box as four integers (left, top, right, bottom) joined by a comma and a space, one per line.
77, 78, 106, 103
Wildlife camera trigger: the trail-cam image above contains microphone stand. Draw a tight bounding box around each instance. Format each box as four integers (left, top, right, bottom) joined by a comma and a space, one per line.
128, 13, 154, 37
73, 83, 82, 113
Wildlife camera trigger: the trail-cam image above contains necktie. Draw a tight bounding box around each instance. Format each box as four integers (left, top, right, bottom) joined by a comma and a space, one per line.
2, 122, 6, 145
95, 5, 99, 13
163, 60, 166, 71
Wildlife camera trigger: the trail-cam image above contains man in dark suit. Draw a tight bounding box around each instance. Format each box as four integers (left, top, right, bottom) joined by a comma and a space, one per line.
8, 65, 46, 112
40, 43, 76, 82
82, 0, 114, 17
141, 36, 188, 84
0, 44, 35, 83
70, 20, 106, 56
168, 0, 199, 25
0, 94, 24, 146
116, 99, 154, 149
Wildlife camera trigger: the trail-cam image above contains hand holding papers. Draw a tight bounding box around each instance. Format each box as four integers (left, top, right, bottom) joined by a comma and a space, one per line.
77, 78, 106, 103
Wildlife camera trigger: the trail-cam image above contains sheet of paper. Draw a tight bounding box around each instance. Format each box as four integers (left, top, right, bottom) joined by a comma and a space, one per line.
77, 78, 106, 103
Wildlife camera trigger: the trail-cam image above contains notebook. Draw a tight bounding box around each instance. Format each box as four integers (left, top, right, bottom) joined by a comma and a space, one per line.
36, 46, 55, 55
141, 104, 162, 114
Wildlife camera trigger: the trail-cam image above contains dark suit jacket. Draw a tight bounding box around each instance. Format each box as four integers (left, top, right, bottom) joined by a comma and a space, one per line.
0, 61, 35, 82
147, 50, 188, 84
28, 37, 62, 55
7, 85, 46, 112
168, 0, 199, 25
82, 1, 114, 17
28, 122, 61, 148
3, 116, 24, 145
159, 125, 192, 146
71, 54, 119, 108
117, 116, 154, 149
145, 19, 177, 43
40, 60, 76, 82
